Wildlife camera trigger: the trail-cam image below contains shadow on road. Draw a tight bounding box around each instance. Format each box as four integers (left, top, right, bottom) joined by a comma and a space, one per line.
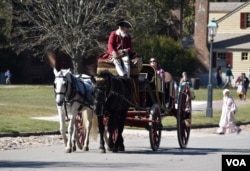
0, 161, 140, 169
124, 147, 250, 155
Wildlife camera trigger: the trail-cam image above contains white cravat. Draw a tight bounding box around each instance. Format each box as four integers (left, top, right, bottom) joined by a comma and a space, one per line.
117, 28, 128, 37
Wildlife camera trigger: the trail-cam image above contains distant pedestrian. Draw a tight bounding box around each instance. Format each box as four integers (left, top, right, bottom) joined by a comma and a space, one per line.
236, 81, 245, 100
4, 69, 12, 85
242, 73, 249, 101
216, 89, 241, 135
216, 66, 222, 88
179, 72, 195, 99
223, 64, 234, 88
235, 73, 249, 101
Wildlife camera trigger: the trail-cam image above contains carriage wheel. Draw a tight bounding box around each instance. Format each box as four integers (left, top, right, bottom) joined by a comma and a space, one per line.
149, 104, 162, 151
75, 112, 86, 150
177, 84, 192, 149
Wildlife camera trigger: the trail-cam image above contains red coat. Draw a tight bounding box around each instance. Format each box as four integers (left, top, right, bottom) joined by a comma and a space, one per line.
102, 30, 132, 59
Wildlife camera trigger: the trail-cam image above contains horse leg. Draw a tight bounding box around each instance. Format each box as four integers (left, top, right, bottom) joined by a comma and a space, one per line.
107, 128, 115, 152
117, 110, 127, 152
107, 113, 117, 152
82, 108, 92, 151
97, 115, 106, 153
57, 105, 67, 147
65, 105, 78, 153
72, 123, 77, 152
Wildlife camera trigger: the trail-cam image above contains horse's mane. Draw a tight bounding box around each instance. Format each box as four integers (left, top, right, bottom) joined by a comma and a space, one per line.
98, 70, 113, 79
46, 47, 73, 71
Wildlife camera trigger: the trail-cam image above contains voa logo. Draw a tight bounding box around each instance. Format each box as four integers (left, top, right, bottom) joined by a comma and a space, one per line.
226, 159, 247, 167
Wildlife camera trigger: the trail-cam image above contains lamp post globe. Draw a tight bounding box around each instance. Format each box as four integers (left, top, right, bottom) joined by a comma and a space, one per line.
206, 18, 218, 118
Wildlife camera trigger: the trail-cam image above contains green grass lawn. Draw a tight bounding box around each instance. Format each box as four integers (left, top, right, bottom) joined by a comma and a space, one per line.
193, 86, 239, 101
0, 85, 59, 133
0, 85, 249, 133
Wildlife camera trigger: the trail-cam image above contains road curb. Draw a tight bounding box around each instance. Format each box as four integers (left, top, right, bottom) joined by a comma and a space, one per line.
1, 122, 249, 137
0, 130, 60, 138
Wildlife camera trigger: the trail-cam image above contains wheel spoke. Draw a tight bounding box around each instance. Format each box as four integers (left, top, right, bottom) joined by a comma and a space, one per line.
149, 104, 161, 151
177, 85, 192, 148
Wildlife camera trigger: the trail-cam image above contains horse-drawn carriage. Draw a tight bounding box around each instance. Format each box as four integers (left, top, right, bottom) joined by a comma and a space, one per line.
52, 46, 193, 152
95, 57, 193, 151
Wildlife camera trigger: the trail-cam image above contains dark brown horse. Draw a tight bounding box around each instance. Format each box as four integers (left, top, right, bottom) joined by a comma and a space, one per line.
93, 71, 133, 153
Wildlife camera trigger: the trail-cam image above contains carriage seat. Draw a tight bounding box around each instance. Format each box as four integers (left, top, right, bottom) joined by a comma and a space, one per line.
97, 57, 142, 76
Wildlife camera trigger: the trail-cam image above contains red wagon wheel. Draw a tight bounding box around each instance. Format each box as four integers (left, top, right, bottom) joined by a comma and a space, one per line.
149, 104, 162, 151
75, 112, 86, 150
177, 84, 192, 148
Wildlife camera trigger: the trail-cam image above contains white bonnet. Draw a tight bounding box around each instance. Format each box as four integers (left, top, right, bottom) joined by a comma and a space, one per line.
223, 89, 230, 95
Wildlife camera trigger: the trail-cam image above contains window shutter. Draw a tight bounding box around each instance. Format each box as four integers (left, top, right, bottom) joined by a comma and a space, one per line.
240, 12, 247, 29
212, 52, 217, 68
226, 52, 233, 68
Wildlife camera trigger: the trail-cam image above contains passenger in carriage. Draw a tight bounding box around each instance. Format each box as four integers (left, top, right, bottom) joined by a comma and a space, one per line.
105, 19, 133, 77
149, 57, 165, 79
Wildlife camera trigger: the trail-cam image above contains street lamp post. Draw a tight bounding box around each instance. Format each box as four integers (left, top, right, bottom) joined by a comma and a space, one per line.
206, 18, 218, 118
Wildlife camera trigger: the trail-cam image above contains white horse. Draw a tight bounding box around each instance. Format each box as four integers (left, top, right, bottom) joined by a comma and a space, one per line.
53, 68, 97, 153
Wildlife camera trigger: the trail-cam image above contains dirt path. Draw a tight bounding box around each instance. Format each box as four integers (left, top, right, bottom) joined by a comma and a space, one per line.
1, 124, 249, 151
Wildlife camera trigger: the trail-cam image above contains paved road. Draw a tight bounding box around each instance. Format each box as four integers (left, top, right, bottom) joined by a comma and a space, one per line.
0, 128, 249, 171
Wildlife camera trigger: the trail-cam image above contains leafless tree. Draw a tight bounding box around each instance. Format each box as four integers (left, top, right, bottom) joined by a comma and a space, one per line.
13, 0, 126, 73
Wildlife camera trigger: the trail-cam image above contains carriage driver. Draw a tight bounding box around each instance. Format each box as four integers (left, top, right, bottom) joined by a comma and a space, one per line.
106, 19, 133, 77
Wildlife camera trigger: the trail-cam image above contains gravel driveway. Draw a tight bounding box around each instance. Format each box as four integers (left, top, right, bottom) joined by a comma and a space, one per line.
1, 124, 249, 151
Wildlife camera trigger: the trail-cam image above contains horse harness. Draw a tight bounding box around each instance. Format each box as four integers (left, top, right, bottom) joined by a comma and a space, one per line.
54, 73, 93, 110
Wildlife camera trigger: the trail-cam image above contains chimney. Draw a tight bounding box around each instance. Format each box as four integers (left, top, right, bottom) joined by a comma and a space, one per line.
194, 0, 209, 72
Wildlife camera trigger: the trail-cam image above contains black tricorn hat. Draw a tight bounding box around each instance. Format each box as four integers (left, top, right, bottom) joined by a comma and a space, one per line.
117, 19, 132, 28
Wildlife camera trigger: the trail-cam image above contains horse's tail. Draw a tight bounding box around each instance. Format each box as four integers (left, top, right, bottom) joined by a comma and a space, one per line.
90, 112, 99, 140
82, 108, 98, 141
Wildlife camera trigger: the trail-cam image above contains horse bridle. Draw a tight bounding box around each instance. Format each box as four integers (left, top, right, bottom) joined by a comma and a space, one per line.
54, 74, 76, 102
54, 75, 69, 97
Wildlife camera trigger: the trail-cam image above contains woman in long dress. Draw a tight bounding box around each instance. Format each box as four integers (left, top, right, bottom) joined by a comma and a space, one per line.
217, 89, 241, 134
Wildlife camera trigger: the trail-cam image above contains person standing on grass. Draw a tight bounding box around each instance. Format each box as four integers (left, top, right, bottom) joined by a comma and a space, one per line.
242, 73, 249, 101
216, 89, 241, 135
223, 64, 234, 88
235, 73, 249, 101
236, 81, 245, 100
4, 69, 12, 85
216, 66, 222, 88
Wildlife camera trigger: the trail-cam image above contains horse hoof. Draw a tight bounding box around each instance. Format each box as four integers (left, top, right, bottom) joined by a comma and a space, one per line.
99, 148, 106, 153
83, 147, 89, 151
65, 148, 72, 153
108, 144, 114, 151
112, 147, 118, 153
118, 146, 125, 152
72, 146, 76, 152
107, 147, 112, 151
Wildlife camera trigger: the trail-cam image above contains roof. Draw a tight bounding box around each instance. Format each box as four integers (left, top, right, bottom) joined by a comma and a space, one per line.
213, 34, 250, 50
217, 2, 250, 23
209, 2, 244, 13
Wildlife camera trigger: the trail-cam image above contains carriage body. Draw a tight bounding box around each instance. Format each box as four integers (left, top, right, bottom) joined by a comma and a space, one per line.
96, 60, 193, 151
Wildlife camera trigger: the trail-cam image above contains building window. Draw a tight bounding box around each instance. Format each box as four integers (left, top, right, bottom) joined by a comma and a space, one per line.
241, 52, 249, 61
217, 52, 226, 60
214, 52, 228, 68
240, 12, 250, 29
